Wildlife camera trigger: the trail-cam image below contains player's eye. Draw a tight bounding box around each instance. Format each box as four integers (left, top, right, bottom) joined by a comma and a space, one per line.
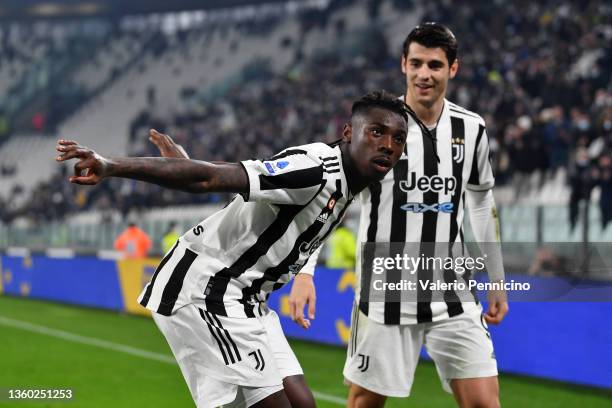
371, 127, 382, 136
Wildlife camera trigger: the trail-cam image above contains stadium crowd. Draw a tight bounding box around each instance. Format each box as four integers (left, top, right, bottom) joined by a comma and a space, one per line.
0, 0, 610, 226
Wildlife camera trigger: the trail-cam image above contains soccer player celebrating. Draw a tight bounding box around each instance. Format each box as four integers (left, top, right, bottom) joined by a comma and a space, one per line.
291, 23, 509, 408
56, 91, 420, 408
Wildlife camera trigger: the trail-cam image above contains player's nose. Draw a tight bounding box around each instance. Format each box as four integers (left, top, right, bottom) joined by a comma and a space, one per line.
378, 135, 394, 153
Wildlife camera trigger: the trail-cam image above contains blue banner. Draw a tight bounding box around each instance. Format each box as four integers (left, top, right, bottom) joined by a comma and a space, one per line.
0, 254, 610, 388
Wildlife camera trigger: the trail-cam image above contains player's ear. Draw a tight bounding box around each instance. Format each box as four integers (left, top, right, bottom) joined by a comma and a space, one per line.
342, 123, 352, 144
401, 55, 407, 74
449, 58, 459, 79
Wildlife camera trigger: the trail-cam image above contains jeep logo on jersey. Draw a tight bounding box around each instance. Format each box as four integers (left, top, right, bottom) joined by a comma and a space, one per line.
400, 173, 457, 196
401, 202, 455, 213
452, 137, 464, 163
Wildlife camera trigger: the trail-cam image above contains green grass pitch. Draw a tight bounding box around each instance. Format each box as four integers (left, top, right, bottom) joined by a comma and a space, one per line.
0, 295, 610, 407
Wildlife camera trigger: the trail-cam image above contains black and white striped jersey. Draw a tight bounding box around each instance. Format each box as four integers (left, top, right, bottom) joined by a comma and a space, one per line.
138, 142, 354, 318
356, 99, 495, 324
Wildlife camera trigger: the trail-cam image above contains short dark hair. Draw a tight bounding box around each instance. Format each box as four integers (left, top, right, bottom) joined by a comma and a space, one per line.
402, 22, 457, 65
351, 90, 409, 124
349, 90, 439, 161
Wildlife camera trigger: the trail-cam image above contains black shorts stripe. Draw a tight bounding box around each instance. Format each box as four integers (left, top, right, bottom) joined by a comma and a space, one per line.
385, 159, 408, 325
417, 128, 438, 323
324, 169, 340, 174
259, 166, 323, 190
359, 182, 381, 316
198, 308, 230, 365
206, 311, 242, 362
270, 149, 308, 161
350, 302, 359, 357
468, 125, 485, 185
157, 248, 198, 316
321, 156, 337, 162
139, 241, 179, 308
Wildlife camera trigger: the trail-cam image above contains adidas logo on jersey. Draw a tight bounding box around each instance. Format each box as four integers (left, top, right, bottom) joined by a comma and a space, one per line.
317, 212, 330, 223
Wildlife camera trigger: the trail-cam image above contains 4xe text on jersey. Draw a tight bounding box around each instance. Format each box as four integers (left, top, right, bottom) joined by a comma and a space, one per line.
401, 202, 455, 213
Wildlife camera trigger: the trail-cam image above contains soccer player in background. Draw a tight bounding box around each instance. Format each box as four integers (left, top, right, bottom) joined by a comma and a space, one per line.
56, 92, 420, 408
290, 23, 509, 408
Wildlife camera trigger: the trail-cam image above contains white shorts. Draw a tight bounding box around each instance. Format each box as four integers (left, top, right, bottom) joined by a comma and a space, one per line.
153, 305, 303, 407
343, 305, 497, 397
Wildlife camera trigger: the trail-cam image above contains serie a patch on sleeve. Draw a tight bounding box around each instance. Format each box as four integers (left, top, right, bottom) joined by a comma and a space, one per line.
263, 160, 291, 175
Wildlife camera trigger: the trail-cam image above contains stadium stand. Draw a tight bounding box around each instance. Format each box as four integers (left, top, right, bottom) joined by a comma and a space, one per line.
0, 0, 610, 246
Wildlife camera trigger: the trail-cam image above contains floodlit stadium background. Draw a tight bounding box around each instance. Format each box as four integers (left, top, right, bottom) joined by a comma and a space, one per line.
0, 0, 611, 406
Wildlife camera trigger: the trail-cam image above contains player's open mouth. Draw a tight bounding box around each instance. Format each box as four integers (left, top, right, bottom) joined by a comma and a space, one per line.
416, 84, 433, 93
372, 156, 392, 172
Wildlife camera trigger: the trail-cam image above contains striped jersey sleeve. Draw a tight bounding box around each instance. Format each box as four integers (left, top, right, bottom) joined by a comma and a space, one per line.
467, 125, 495, 191
241, 148, 324, 205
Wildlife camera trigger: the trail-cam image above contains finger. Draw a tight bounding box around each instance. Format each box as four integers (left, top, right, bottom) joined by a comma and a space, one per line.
69, 175, 99, 185
308, 297, 316, 320
289, 299, 296, 321
177, 145, 190, 159
149, 130, 163, 145
294, 300, 305, 323
150, 129, 170, 143
56, 143, 79, 152
58, 139, 78, 146
57, 148, 91, 162
296, 316, 310, 330
488, 302, 498, 317
483, 313, 502, 325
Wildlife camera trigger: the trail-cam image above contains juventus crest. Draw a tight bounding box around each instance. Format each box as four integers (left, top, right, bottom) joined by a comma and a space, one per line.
452, 137, 464, 163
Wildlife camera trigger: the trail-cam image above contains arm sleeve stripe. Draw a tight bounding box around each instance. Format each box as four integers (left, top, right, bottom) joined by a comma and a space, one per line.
449, 107, 481, 120
269, 149, 308, 160
258, 165, 323, 190
468, 124, 485, 186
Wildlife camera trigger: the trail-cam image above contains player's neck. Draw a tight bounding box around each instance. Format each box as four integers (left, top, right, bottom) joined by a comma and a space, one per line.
339, 144, 366, 196
405, 95, 445, 128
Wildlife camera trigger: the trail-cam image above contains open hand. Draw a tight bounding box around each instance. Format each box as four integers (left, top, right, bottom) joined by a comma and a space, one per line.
55, 139, 110, 185
288, 274, 316, 329
149, 129, 189, 159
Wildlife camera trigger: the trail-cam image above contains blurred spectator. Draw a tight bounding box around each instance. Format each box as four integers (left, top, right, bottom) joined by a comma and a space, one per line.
593, 153, 612, 229
114, 222, 152, 259
325, 220, 357, 270
568, 146, 594, 230
162, 221, 181, 254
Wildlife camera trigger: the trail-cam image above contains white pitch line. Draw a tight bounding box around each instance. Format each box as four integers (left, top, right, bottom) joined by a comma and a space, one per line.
0, 315, 347, 406
312, 391, 348, 405
0, 315, 175, 364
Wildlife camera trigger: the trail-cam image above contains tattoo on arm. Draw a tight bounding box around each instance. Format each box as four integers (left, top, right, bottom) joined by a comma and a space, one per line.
107, 157, 248, 194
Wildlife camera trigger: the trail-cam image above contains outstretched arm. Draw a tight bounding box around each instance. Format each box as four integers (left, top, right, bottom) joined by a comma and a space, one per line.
55, 139, 247, 194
